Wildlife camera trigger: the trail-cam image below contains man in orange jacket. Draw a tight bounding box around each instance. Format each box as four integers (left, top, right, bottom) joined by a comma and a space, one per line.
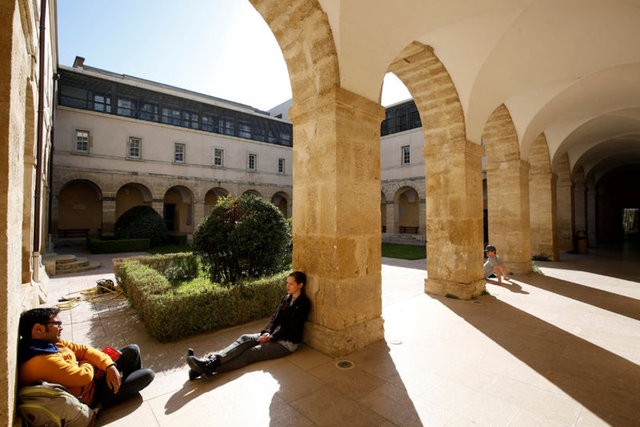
18, 307, 154, 409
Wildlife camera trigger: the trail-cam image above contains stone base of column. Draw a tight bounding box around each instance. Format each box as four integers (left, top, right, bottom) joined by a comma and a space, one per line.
304, 317, 385, 357
425, 278, 485, 300
507, 261, 532, 275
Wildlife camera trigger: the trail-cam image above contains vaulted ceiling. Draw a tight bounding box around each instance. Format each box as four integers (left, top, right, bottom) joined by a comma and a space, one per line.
317, 0, 640, 180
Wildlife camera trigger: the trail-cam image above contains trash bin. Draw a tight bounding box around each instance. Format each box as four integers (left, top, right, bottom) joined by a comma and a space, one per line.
575, 230, 588, 254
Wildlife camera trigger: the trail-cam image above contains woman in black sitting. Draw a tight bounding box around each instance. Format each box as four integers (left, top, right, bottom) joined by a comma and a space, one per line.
187, 271, 311, 379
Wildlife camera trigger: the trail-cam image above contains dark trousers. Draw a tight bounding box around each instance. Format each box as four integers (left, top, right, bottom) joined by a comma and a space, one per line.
215, 333, 292, 373
93, 344, 154, 408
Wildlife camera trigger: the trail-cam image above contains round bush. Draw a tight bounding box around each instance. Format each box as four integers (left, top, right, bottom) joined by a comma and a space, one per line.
193, 194, 291, 284
114, 205, 169, 246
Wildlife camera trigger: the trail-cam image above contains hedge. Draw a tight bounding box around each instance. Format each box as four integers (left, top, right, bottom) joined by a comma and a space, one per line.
88, 237, 150, 254
114, 254, 287, 342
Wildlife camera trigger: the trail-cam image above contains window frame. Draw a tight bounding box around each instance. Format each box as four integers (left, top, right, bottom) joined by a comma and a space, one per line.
127, 136, 142, 159
74, 129, 90, 154
401, 145, 411, 165
213, 147, 224, 167
247, 152, 257, 171
278, 158, 286, 174
174, 142, 186, 164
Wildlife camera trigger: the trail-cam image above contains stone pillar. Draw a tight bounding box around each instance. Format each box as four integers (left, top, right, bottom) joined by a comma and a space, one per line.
555, 153, 574, 252
573, 174, 587, 235
419, 197, 426, 236
528, 134, 559, 260
586, 178, 597, 247
192, 200, 206, 231
385, 201, 396, 233
289, 88, 385, 357
483, 105, 531, 275
102, 196, 116, 234
424, 140, 485, 298
152, 198, 164, 218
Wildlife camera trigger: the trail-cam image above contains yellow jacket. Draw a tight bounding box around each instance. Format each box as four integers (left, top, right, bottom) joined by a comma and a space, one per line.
19, 339, 113, 405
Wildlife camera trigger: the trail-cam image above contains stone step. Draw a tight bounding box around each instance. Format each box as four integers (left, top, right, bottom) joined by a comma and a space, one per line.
56, 257, 90, 271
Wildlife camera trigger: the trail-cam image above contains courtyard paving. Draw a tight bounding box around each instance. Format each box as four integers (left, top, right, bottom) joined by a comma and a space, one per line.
44, 245, 640, 426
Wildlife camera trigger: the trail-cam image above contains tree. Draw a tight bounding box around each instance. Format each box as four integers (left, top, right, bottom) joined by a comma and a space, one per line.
193, 194, 291, 284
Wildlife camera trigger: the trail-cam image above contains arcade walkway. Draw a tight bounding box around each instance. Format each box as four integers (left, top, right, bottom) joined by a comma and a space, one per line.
45, 246, 640, 426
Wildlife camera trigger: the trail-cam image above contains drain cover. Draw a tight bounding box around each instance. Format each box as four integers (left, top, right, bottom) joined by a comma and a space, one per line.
336, 360, 354, 369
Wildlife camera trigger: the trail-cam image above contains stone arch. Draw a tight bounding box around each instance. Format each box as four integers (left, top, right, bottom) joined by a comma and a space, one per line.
271, 191, 290, 217
388, 41, 484, 298
115, 183, 153, 220
528, 133, 559, 260
394, 186, 420, 234
57, 179, 103, 235
163, 185, 194, 233
204, 187, 230, 217
482, 104, 532, 274
249, 0, 339, 105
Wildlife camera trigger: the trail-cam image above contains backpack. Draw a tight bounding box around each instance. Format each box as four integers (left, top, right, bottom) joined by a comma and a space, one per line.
17, 382, 97, 427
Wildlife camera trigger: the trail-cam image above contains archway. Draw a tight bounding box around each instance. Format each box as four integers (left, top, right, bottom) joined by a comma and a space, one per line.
163, 186, 194, 233
57, 179, 103, 236
395, 187, 419, 234
204, 187, 230, 217
115, 183, 153, 220
271, 191, 290, 217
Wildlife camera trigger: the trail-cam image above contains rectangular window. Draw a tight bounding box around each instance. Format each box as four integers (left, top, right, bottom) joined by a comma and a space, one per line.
174, 143, 185, 163
128, 137, 141, 159
92, 93, 111, 113
117, 97, 137, 117
248, 153, 257, 171
202, 113, 218, 132
213, 148, 224, 167
75, 130, 90, 153
278, 158, 285, 174
402, 145, 411, 165
139, 102, 158, 121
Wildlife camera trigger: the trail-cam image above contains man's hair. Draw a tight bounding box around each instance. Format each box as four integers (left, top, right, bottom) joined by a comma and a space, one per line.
289, 271, 307, 287
19, 307, 60, 340
18, 307, 60, 364
485, 245, 497, 252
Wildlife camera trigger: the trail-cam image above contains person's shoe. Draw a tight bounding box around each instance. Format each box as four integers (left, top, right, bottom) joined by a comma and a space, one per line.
187, 355, 220, 378
187, 348, 202, 380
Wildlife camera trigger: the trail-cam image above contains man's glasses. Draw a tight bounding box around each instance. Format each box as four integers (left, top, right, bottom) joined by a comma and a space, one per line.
46, 321, 63, 327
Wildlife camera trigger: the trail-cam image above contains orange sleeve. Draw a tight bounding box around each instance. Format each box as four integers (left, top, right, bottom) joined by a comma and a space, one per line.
61, 339, 113, 371
20, 350, 95, 389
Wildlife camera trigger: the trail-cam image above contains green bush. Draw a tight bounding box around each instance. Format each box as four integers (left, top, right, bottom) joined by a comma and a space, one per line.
192, 194, 291, 284
114, 205, 169, 246
116, 256, 287, 342
87, 237, 150, 254
114, 252, 198, 287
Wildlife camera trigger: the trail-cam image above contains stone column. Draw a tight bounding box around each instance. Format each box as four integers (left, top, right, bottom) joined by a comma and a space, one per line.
424, 140, 485, 298
586, 178, 597, 247
529, 135, 559, 260
192, 200, 206, 231
485, 159, 532, 273
555, 153, 573, 252
483, 105, 531, 274
152, 198, 164, 218
289, 88, 385, 357
385, 201, 396, 233
573, 177, 587, 234
102, 196, 116, 234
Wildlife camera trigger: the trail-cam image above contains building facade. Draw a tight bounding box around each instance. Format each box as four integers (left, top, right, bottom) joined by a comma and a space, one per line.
53, 60, 294, 238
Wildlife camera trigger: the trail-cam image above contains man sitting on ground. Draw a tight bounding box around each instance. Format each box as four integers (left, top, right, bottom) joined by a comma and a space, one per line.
18, 307, 155, 410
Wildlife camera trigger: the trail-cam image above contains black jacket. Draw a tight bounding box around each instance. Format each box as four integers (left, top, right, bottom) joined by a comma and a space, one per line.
262, 293, 311, 344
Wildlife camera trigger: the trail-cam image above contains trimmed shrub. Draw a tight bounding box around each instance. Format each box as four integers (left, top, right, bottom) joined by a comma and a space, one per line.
88, 237, 150, 254
116, 256, 287, 342
113, 252, 198, 287
114, 205, 169, 246
192, 194, 291, 284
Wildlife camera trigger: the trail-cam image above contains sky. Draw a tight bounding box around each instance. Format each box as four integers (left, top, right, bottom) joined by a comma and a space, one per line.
57, 0, 411, 112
